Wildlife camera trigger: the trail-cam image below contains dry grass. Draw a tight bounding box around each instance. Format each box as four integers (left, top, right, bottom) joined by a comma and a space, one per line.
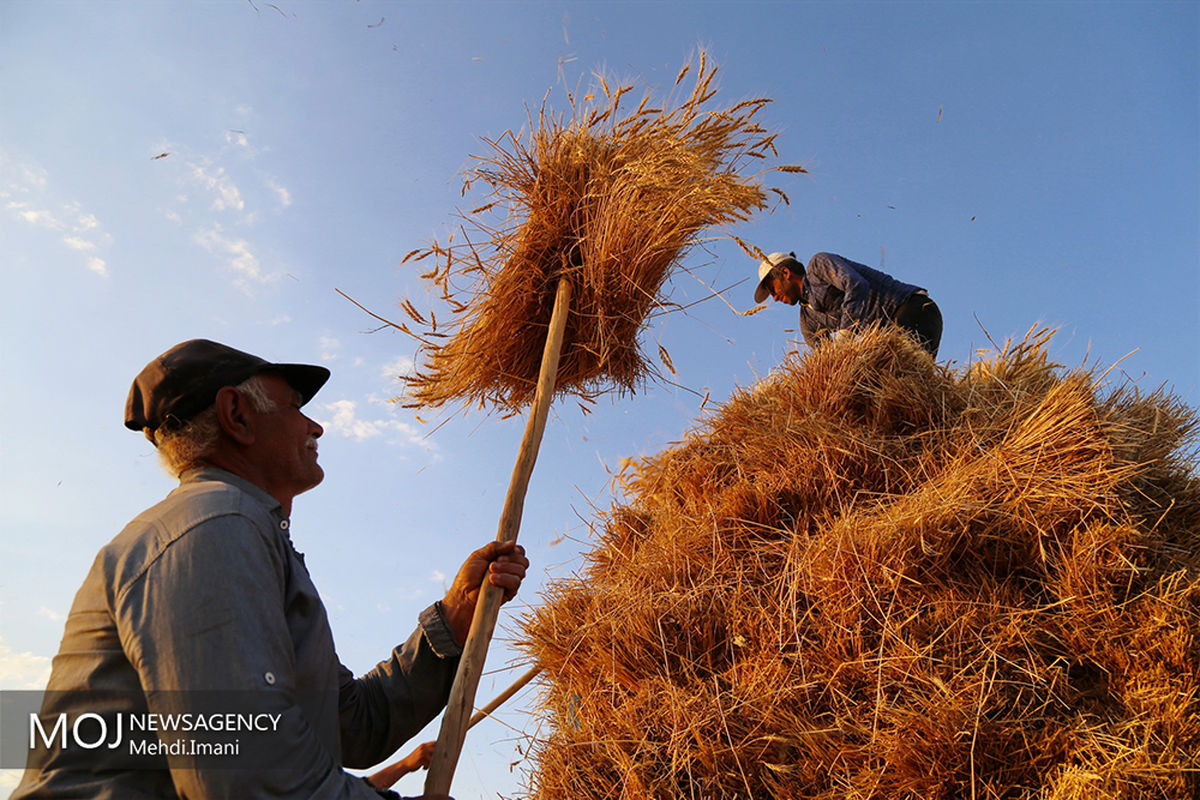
396, 52, 798, 413
518, 327, 1200, 799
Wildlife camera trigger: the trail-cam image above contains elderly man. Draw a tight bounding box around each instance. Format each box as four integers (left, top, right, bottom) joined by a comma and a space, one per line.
754, 251, 943, 357
14, 339, 528, 800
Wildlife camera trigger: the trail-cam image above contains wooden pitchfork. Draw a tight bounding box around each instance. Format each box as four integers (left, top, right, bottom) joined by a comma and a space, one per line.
424, 277, 571, 797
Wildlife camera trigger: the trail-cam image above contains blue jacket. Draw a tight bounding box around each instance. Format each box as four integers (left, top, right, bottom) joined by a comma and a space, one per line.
799, 252, 923, 344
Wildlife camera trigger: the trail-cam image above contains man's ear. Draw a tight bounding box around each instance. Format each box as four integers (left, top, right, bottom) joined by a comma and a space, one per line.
213, 385, 256, 446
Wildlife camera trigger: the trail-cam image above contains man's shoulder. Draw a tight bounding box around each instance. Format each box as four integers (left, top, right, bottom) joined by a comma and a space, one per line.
130, 476, 272, 540
98, 476, 281, 594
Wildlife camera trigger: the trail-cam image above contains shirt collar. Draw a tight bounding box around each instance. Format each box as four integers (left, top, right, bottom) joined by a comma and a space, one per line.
178, 465, 287, 521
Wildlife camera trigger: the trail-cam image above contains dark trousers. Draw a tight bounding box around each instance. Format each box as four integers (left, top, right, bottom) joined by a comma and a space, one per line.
892, 294, 943, 357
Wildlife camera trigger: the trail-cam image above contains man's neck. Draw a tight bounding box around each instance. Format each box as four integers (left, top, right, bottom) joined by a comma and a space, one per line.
196, 453, 294, 516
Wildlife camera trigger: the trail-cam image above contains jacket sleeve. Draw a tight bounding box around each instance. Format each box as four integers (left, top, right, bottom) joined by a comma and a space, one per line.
336, 604, 461, 769
808, 252, 872, 330
114, 513, 387, 799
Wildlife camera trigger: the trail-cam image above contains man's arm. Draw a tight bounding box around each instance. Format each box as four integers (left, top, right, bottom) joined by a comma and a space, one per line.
337, 542, 529, 768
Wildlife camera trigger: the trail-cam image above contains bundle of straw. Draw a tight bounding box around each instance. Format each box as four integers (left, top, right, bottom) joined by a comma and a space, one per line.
519, 328, 1200, 799
398, 52, 799, 413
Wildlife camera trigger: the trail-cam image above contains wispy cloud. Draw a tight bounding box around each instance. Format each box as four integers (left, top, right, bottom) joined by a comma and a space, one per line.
1, 153, 113, 277
265, 176, 292, 207
194, 226, 272, 289
320, 337, 340, 361
61, 236, 95, 251
17, 163, 48, 192
71, 209, 99, 231
190, 163, 244, 212
380, 355, 415, 381
11, 204, 65, 229
316, 399, 430, 448
0, 636, 52, 690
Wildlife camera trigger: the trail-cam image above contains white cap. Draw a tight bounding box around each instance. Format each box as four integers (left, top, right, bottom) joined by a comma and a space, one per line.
753, 251, 801, 303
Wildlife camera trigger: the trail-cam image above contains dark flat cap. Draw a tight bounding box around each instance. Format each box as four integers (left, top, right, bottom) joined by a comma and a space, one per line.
125, 339, 330, 442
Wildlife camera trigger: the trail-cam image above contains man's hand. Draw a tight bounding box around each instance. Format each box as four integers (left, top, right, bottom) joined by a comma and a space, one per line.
441, 541, 529, 646
398, 740, 436, 773
367, 741, 437, 790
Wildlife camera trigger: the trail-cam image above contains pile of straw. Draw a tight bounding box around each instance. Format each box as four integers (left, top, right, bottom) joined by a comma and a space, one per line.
519, 328, 1200, 799
399, 53, 799, 412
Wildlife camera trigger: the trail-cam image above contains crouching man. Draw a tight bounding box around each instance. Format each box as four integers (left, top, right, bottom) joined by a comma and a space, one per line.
14, 339, 528, 799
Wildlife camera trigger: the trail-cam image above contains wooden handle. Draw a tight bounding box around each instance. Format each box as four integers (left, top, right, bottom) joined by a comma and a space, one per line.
467, 665, 542, 730
425, 278, 572, 797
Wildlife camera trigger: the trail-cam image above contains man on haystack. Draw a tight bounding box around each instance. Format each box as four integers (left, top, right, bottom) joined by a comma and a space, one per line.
754, 251, 943, 357
15, 339, 528, 800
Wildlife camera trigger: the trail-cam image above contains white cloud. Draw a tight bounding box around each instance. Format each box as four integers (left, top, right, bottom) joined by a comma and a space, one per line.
37, 606, 63, 623
12, 205, 65, 230
316, 399, 429, 447
380, 355, 415, 381
266, 176, 291, 207
1, 160, 112, 276
225, 130, 249, 148
194, 226, 271, 288
190, 163, 244, 212
20, 163, 48, 191
62, 236, 95, 251
0, 637, 52, 690
430, 570, 446, 583
319, 337, 340, 360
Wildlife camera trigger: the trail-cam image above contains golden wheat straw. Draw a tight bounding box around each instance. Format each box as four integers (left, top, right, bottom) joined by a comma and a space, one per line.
394, 52, 797, 413
518, 328, 1200, 799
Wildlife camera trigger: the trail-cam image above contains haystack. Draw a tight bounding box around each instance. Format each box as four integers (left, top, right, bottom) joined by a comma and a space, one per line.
397, 52, 799, 413
519, 327, 1200, 799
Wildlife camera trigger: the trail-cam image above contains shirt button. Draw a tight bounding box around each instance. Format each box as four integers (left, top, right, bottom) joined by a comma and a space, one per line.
280, 520, 289, 530
264, 672, 276, 685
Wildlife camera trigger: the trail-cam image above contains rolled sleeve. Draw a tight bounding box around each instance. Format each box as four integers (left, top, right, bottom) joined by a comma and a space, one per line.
336, 604, 461, 769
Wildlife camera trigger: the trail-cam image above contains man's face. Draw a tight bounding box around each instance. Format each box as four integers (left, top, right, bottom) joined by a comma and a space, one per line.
770, 267, 803, 305
247, 373, 325, 501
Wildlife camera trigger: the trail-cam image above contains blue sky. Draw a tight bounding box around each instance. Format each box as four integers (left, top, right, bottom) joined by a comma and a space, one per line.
2, 1, 1196, 797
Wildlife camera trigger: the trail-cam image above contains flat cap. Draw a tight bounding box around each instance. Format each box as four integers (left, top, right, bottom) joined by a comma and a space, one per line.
125, 339, 330, 442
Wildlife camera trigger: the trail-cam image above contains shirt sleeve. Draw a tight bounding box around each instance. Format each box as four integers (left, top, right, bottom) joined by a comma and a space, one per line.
113, 512, 386, 799
336, 603, 461, 769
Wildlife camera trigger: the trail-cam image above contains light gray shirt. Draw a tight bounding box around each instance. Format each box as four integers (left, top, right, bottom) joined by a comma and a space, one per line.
15, 466, 460, 798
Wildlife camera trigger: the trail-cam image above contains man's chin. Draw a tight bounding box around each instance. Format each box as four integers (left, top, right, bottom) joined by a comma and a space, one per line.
300, 467, 325, 493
